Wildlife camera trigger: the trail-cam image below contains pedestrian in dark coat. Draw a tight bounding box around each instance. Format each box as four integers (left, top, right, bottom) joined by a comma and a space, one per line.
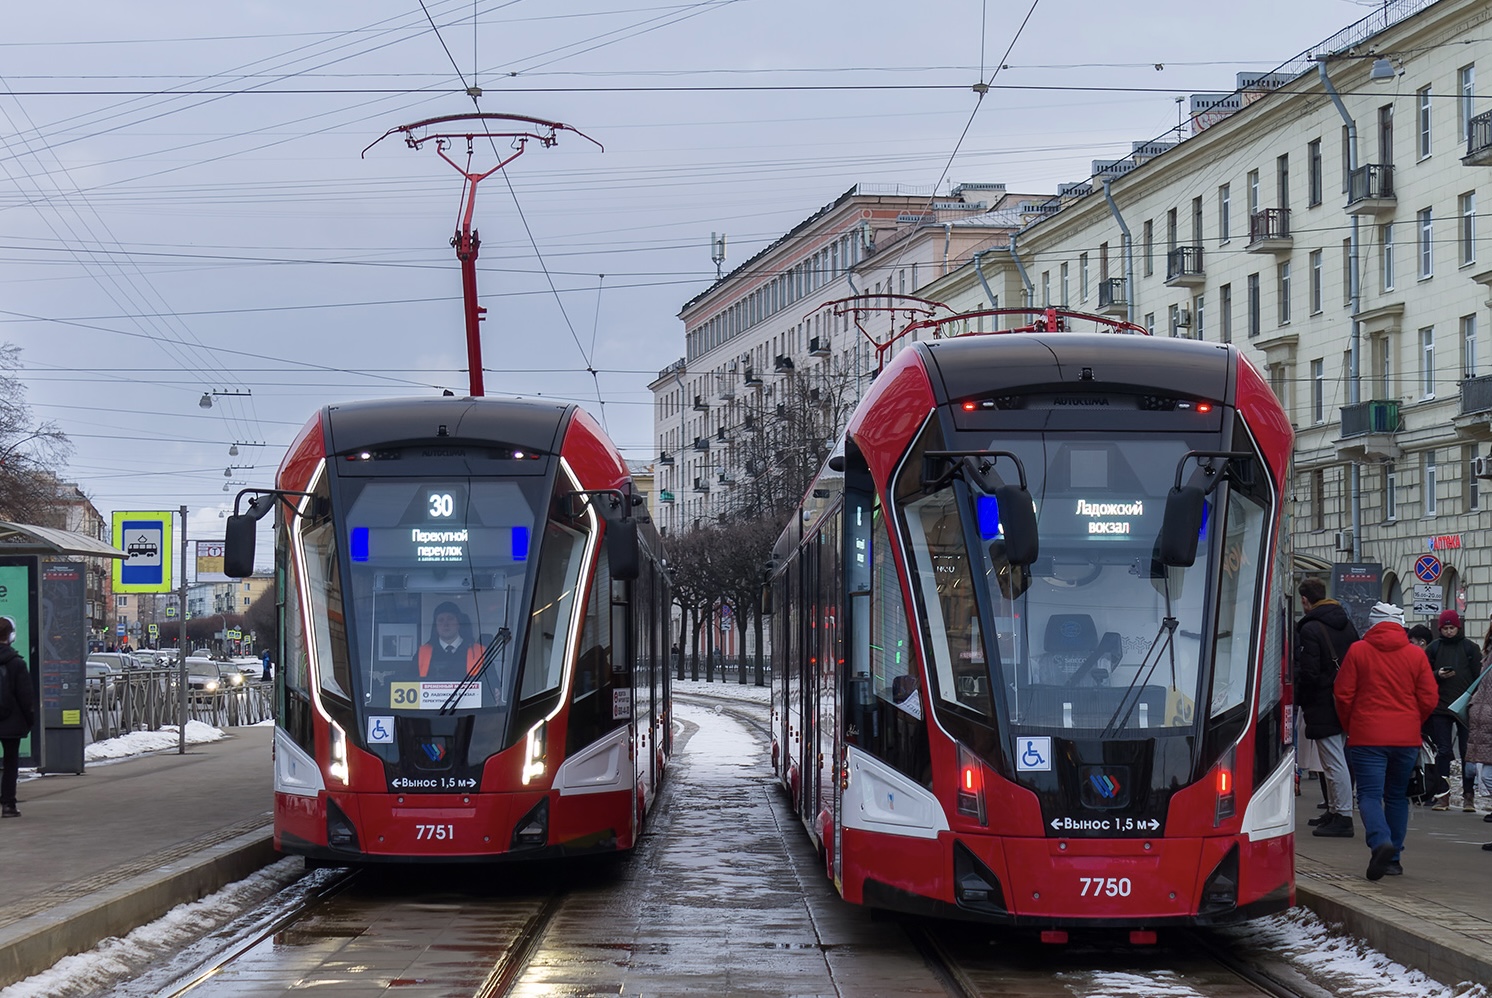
1335, 602, 1439, 881
1295, 577, 1359, 836
0, 616, 37, 818
1424, 609, 1482, 810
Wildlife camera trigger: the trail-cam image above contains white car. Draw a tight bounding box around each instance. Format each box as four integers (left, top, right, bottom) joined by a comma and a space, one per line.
230, 656, 264, 681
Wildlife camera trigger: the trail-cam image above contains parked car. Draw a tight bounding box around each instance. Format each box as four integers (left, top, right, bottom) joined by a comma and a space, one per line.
89, 652, 142, 673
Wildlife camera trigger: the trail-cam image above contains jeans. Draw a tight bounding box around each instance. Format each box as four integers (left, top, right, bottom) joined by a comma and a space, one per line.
1349, 745, 1420, 862
1312, 732, 1353, 816
1, 736, 19, 807
1426, 714, 1471, 795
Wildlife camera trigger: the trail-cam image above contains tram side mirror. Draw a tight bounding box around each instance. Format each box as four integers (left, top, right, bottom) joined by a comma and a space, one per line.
608, 519, 639, 581
223, 514, 257, 578
994, 484, 1039, 566
1159, 484, 1207, 567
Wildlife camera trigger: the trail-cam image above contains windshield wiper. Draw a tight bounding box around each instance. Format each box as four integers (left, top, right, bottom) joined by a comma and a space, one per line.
1100, 615, 1178, 738
440, 626, 512, 715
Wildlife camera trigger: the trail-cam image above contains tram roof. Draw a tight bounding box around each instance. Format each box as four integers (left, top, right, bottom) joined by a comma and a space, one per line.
321, 395, 577, 455
920, 333, 1235, 405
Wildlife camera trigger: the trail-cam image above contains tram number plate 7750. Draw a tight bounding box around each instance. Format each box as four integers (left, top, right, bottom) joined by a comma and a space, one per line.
415, 824, 455, 841
1079, 876, 1132, 897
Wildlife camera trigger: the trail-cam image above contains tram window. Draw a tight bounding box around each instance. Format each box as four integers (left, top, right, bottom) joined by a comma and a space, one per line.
519, 519, 586, 700
870, 506, 915, 708
1210, 490, 1266, 719
301, 516, 353, 702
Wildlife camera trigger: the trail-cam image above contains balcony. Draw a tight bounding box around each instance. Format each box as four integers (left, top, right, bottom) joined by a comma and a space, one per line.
1346, 164, 1395, 215
744, 368, 762, 387
1096, 277, 1128, 316
774, 354, 795, 372
658, 490, 675, 504
743, 414, 757, 431
692, 436, 710, 451
718, 471, 734, 485
716, 426, 728, 442
1335, 399, 1403, 461
1164, 246, 1205, 287
693, 477, 710, 494
692, 395, 708, 411
1464, 109, 1492, 166
658, 451, 674, 466
809, 336, 830, 357
1452, 374, 1492, 440
1246, 208, 1292, 254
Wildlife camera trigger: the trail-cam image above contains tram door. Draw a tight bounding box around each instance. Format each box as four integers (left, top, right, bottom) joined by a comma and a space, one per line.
837, 487, 872, 892
799, 537, 819, 834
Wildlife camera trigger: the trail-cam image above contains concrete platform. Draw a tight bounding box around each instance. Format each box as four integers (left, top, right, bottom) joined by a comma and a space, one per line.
1292, 774, 1492, 989
0, 725, 275, 986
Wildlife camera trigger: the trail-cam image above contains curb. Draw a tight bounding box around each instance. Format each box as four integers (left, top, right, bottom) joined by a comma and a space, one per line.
0, 826, 277, 988
1295, 882, 1492, 990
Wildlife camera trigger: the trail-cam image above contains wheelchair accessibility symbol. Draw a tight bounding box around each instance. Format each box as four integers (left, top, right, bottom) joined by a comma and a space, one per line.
1016, 735, 1052, 772
367, 716, 394, 744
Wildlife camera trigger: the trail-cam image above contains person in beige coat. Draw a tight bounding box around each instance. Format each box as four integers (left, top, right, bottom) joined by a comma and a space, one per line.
1464, 672, 1492, 850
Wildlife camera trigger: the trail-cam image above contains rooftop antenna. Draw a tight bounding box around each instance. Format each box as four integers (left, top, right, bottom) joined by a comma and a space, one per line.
711, 232, 727, 279
363, 113, 601, 397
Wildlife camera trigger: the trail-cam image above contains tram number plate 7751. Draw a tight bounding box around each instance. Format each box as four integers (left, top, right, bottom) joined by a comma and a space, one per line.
1079, 876, 1132, 897
415, 824, 455, 841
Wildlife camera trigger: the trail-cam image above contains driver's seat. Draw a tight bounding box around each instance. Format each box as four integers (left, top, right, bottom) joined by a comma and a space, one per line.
1041, 613, 1097, 684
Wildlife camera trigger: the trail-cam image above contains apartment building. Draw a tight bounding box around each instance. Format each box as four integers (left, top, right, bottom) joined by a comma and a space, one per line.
918, 0, 1492, 622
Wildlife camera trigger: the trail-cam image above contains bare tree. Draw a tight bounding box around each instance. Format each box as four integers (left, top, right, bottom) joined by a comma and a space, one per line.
712, 516, 781, 685
0, 344, 72, 523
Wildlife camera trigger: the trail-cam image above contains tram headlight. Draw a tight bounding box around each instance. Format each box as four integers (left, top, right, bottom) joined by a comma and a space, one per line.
328, 720, 350, 786
522, 719, 548, 785
1214, 747, 1236, 826
955, 743, 988, 826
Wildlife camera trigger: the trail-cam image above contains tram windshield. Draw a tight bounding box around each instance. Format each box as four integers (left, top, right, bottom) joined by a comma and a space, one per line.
897, 431, 1269, 739
297, 475, 588, 721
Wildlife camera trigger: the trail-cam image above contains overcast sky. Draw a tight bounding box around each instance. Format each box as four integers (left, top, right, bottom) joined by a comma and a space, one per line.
4, 0, 1380, 548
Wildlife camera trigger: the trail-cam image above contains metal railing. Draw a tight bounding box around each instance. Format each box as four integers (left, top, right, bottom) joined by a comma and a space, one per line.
85, 667, 274, 743
1339, 399, 1401, 437
1248, 208, 1291, 243
1460, 374, 1492, 416
1347, 163, 1395, 203
1166, 245, 1204, 281
1468, 110, 1492, 160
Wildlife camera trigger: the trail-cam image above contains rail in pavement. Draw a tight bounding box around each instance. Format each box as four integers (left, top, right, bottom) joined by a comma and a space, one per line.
1292, 776, 1492, 990
0, 725, 275, 987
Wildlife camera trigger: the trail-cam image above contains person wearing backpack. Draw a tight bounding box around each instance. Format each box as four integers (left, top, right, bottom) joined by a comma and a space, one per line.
1424, 610, 1482, 811
0, 616, 37, 818
1295, 577, 1360, 837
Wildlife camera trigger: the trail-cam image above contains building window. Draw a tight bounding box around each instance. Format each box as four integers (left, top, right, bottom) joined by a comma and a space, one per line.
1418, 85, 1433, 159
1080, 253, 1089, 300
1421, 326, 1436, 399
1424, 450, 1438, 517
1460, 64, 1476, 142
1169, 304, 1181, 338
1469, 446, 1483, 512
1193, 295, 1205, 341
1309, 250, 1323, 314
1220, 283, 1233, 343
1460, 191, 1477, 266
1143, 220, 1153, 276
1308, 139, 1322, 206
1311, 469, 1325, 531
1343, 238, 1353, 306
1144, 312, 1155, 336
1341, 125, 1352, 193
1166, 208, 1178, 253
1418, 208, 1433, 279
1041, 270, 1050, 306
1248, 169, 1260, 214
1060, 262, 1069, 305
1311, 358, 1325, 424
1375, 334, 1393, 399
1276, 153, 1289, 207
1385, 462, 1398, 522
1463, 313, 1478, 378
117, 596, 128, 608
1191, 198, 1203, 245
1219, 184, 1231, 243
1247, 273, 1261, 337
1278, 261, 1291, 325
1378, 104, 1394, 166
1381, 222, 1395, 292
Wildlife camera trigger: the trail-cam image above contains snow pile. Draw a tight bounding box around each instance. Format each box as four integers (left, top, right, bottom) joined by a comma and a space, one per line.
673, 676, 771, 705
83, 720, 226, 762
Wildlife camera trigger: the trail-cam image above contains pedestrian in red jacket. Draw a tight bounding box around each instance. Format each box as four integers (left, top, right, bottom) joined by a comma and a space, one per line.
1335, 602, 1440, 881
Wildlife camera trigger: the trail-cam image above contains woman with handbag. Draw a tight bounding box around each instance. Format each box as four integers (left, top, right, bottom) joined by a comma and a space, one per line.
1458, 665, 1490, 837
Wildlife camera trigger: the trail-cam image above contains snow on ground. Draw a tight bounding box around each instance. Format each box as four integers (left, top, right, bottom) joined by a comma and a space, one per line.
81, 720, 227, 762
673, 675, 771, 705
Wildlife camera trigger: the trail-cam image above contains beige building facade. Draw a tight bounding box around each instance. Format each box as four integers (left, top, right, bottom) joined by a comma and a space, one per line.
920, 0, 1492, 627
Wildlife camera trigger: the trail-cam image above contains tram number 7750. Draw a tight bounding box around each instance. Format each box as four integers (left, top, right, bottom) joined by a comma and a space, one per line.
415, 823, 455, 841
1079, 877, 1132, 898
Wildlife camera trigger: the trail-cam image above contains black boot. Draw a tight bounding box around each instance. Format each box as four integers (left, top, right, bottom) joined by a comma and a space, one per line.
1313, 813, 1355, 837
1, 804, 19, 818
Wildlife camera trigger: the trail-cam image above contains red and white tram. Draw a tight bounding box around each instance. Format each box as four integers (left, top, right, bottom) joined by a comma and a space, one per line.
770, 310, 1295, 933
225, 396, 671, 863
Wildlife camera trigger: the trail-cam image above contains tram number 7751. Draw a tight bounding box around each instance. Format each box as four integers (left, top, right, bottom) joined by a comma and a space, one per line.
415, 824, 455, 841
1079, 876, 1132, 898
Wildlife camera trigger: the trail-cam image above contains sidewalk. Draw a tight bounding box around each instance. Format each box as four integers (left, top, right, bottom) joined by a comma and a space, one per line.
1292, 777, 1492, 989
0, 725, 275, 987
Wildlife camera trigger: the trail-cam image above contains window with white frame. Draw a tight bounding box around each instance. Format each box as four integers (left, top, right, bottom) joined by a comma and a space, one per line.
1466, 445, 1482, 513
1277, 153, 1290, 206
1311, 358, 1324, 424
1418, 208, 1433, 278
1041, 270, 1050, 306
1343, 238, 1353, 305
1193, 295, 1205, 340
1385, 462, 1397, 522
1308, 140, 1322, 206
1143, 220, 1153, 276
1310, 250, 1323, 314
1220, 284, 1232, 343
1461, 191, 1476, 266
1423, 450, 1438, 516
1144, 312, 1155, 336
1060, 262, 1069, 305
1311, 468, 1325, 531
1381, 222, 1395, 292
1248, 273, 1261, 337
1421, 326, 1436, 398
1278, 261, 1291, 324
1376, 334, 1392, 398
1463, 313, 1478, 378
1169, 303, 1182, 337
1219, 184, 1231, 243
1418, 85, 1432, 159
1460, 64, 1476, 142
1080, 253, 1089, 300
1247, 169, 1259, 214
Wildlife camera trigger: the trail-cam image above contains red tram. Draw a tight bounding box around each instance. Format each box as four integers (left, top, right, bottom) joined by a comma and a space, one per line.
224, 396, 671, 863
770, 311, 1295, 933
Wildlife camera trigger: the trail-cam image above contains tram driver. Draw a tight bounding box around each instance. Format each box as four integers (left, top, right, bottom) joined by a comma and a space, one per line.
414, 601, 486, 682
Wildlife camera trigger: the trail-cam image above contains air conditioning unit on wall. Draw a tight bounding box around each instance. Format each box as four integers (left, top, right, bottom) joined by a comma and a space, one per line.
1334, 528, 1354, 552
1474, 455, 1492, 480
1175, 308, 1192, 328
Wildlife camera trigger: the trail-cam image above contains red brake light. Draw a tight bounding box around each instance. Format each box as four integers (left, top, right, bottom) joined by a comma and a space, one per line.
955, 743, 987, 825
